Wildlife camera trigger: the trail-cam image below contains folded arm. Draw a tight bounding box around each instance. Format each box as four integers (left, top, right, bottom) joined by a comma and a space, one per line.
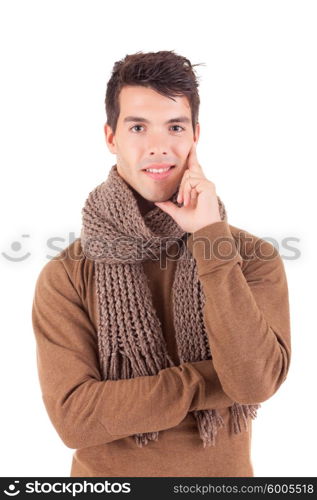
32, 256, 233, 450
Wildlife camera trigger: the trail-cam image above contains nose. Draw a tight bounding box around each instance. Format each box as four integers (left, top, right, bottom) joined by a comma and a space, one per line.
149, 147, 168, 156
149, 148, 167, 156
147, 132, 169, 156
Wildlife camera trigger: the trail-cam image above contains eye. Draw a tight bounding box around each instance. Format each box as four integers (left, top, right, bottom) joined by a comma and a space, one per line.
129, 124, 185, 133
130, 125, 144, 132
170, 125, 185, 132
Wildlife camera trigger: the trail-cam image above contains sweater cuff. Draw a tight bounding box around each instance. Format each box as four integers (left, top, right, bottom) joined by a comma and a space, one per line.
186, 221, 243, 276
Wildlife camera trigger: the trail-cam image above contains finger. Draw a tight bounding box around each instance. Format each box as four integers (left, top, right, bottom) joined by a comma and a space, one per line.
187, 143, 202, 174
187, 142, 205, 178
177, 185, 183, 204
179, 172, 202, 205
190, 186, 198, 202
177, 147, 204, 203
177, 169, 190, 203
154, 200, 181, 218
183, 177, 195, 207
183, 181, 190, 207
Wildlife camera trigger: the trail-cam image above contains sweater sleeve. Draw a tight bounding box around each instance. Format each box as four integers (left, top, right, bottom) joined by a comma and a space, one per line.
186, 220, 291, 405
31, 256, 233, 450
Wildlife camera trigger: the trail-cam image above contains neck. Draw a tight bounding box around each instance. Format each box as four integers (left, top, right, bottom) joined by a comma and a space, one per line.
132, 187, 156, 217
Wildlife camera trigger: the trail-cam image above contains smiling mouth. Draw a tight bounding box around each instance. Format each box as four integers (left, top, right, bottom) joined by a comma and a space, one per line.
143, 165, 175, 173
142, 165, 176, 180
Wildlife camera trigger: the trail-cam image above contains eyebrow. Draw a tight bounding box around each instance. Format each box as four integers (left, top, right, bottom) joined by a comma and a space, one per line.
123, 115, 191, 125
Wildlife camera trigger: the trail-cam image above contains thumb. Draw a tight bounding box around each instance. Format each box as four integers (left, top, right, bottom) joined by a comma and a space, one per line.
154, 201, 180, 219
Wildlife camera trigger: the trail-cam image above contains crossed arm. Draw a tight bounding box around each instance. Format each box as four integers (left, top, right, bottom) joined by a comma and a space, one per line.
32, 221, 291, 449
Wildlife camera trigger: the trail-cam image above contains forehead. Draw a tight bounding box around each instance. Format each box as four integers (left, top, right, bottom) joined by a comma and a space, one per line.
118, 85, 191, 121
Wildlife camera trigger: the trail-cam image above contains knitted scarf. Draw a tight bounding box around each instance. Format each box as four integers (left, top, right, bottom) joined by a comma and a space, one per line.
80, 163, 261, 448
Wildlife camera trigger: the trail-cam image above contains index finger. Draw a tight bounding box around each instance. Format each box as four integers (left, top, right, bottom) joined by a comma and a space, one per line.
187, 142, 202, 174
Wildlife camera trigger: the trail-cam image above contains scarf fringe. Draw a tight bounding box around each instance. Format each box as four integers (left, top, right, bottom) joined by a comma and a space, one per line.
229, 402, 261, 434
193, 408, 225, 448
134, 431, 160, 447
132, 402, 262, 448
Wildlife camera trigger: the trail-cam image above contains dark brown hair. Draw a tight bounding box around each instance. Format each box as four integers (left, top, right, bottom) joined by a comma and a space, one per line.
105, 50, 204, 135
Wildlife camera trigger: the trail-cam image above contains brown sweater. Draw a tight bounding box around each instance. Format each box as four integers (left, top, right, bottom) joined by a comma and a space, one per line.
31, 221, 291, 477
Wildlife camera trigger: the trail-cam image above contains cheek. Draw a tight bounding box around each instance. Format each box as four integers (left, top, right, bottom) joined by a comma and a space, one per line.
124, 134, 143, 153
118, 135, 141, 163
174, 139, 192, 158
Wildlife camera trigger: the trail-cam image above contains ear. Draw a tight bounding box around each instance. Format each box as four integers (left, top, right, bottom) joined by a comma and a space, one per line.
104, 123, 117, 154
194, 122, 200, 144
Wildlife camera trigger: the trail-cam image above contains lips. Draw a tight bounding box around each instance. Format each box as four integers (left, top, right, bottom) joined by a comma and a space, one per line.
142, 165, 175, 180
142, 163, 174, 171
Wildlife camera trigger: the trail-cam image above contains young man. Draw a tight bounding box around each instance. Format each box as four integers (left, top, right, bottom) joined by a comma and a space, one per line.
32, 50, 291, 477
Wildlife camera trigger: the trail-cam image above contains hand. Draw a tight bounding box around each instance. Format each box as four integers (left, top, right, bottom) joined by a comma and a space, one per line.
154, 143, 222, 233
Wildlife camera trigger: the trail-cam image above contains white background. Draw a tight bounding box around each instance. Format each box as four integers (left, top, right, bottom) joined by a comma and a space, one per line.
0, 0, 316, 477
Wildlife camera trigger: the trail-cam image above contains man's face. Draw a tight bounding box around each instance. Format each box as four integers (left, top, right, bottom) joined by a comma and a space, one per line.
104, 85, 200, 203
